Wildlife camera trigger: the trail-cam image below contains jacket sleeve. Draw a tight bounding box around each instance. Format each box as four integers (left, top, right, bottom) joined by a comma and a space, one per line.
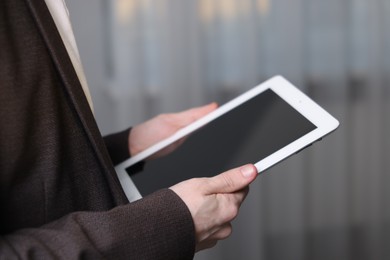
103, 128, 145, 174
103, 128, 131, 165
0, 189, 196, 260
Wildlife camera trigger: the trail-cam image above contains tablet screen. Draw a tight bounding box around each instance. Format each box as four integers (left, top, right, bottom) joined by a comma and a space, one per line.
130, 89, 317, 196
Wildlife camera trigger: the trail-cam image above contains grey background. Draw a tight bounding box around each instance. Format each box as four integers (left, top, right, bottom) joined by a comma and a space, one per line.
67, 0, 390, 259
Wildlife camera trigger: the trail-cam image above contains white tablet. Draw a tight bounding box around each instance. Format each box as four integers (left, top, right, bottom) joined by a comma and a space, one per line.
116, 76, 339, 201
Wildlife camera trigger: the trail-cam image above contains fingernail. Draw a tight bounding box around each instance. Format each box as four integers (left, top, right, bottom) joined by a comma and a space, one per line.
241, 165, 255, 178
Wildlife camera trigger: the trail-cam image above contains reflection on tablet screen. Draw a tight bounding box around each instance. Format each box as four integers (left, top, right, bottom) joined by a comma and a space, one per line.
130, 89, 316, 196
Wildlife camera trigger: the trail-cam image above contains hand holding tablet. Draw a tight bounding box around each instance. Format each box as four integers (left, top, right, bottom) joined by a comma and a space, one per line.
116, 76, 340, 201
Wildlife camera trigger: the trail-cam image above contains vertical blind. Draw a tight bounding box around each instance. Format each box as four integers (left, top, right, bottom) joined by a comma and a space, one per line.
68, 0, 390, 259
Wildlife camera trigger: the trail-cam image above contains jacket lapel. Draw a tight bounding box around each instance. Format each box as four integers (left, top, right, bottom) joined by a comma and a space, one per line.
24, 0, 127, 201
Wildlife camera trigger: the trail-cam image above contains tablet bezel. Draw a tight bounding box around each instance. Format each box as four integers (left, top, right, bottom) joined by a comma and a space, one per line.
115, 75, 339, 201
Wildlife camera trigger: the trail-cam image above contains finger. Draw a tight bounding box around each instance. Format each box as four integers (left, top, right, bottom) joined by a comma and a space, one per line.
215, 188, 250, 225
195, 223, 232, 252
209, 223, 233, 240
219, 187, 250, 213
195, 240, 218, 252
232, 186, 250, 205
204, 164, 257, 194
176, 102, 218, 125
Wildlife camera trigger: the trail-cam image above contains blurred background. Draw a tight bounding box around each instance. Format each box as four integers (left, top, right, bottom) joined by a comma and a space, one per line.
67, 0, 390, 259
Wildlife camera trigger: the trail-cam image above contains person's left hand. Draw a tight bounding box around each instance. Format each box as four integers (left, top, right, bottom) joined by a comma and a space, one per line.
128, 102, 217, 160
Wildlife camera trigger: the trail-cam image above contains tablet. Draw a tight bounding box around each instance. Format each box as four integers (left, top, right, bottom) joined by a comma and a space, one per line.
115, 76, 339, 201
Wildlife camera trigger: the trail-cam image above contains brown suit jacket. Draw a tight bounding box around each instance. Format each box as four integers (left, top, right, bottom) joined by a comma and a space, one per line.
0, 0, 195, 259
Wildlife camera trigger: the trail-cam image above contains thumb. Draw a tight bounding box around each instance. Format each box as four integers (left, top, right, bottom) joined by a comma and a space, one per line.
204, 164, 258, 194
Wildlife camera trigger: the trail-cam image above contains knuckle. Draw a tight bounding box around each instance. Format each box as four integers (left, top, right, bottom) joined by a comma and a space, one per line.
221, 175, 236, 191
193, 177, 214, 193
198, 177, 211, 187
229, 206, 239, 220
223, 201, 239, 222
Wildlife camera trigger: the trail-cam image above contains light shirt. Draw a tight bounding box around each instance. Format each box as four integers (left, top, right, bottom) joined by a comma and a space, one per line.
44, 0, 94, 111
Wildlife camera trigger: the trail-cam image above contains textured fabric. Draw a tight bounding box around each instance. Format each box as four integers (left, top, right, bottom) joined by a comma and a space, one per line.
0, 0, 195, 258
103, 128, 145, 202
0, 189, 195, 259
103, 128, 131, 166
103, 128, 145, 174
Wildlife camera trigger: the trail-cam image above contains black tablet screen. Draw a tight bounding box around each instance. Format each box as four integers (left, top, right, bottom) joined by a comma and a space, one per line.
130, 89, 316, 196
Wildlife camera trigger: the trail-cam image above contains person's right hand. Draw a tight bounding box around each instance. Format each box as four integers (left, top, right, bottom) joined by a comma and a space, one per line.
169, 164, 258, 252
